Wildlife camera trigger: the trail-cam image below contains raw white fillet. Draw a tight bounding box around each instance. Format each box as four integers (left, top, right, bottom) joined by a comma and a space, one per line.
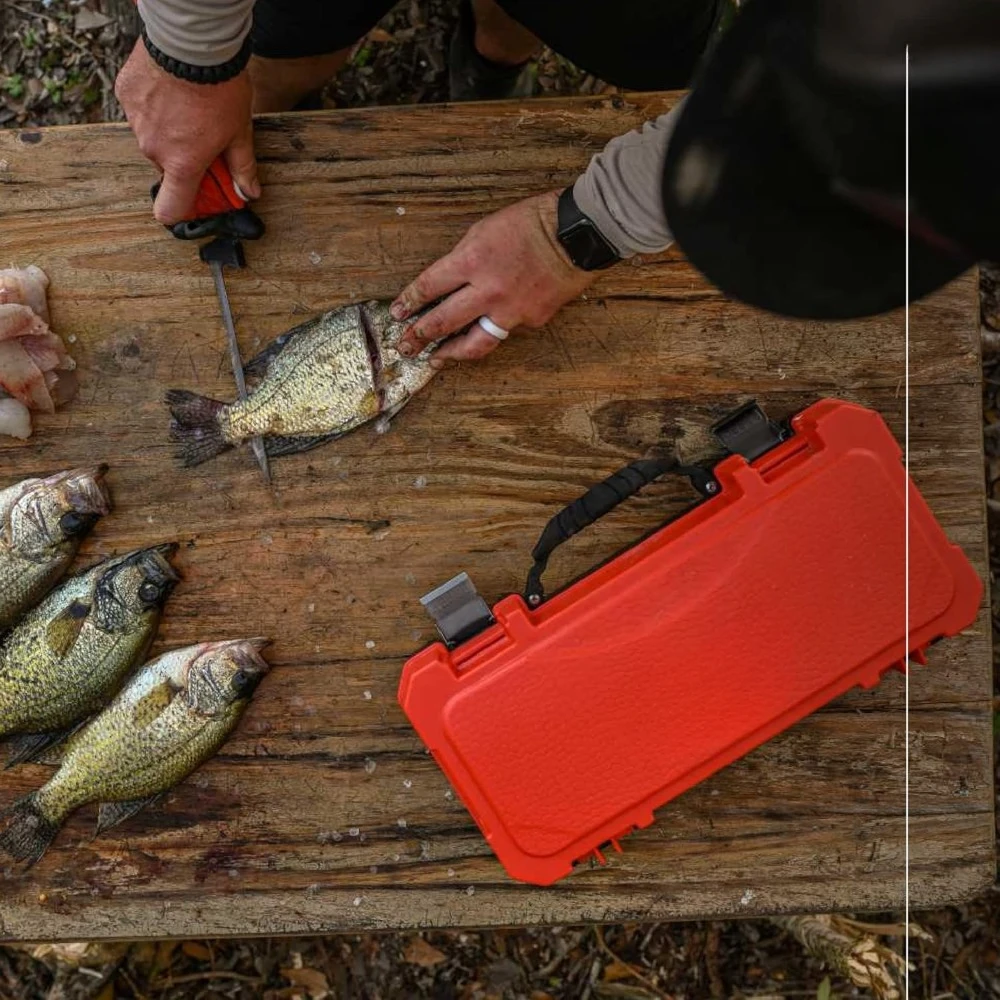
0, 266, 50, 323
0, 397, 32, 439
0, 339, 51, 411
0, 302, 47, 343
0, 302, 75, 413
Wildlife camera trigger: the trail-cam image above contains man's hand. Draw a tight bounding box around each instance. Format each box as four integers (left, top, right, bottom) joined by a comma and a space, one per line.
392, 191, 599, 365
115, 39, 259, 225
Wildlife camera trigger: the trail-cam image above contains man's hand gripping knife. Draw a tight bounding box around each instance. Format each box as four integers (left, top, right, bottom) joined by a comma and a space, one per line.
116, 0, 260, 225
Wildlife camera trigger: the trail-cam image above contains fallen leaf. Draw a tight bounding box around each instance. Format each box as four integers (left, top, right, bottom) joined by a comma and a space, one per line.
367, 27, 394, 43
31, 942, 128, 967
403, 936, 447, 967
182, 941, 212, 961
75, 10, 113, 31
131, 942, 157, 969
602, 961, 635, 982
281, 965, 330, 1000
152, 940, 178, 974
593, 984, 661, 1000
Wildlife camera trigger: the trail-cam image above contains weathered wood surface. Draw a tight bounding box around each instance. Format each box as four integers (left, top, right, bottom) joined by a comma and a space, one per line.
0, 94, 992, 941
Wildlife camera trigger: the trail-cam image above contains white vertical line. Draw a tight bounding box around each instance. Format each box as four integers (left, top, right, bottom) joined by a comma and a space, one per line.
904, 42, 911, 1000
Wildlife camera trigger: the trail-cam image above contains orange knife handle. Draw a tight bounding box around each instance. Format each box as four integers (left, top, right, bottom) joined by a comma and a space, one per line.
151, 156, 264, 242
192, 156, 246, 219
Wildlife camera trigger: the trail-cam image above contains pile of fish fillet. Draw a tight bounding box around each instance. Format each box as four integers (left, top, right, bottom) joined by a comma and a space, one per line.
0, 265, 77, 439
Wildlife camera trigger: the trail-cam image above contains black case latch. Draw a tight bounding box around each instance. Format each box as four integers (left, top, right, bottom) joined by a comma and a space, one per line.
420, 572, 495, 648
711, 401, 786, 462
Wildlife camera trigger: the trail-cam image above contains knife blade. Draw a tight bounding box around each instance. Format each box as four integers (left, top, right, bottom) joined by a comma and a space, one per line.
205, 247, 271, 483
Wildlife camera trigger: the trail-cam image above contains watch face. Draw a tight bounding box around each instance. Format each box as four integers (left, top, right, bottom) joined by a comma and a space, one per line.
560, 219, 619, 271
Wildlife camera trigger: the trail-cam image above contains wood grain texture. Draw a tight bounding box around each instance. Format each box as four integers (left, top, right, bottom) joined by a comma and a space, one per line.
0, 94, 992, 941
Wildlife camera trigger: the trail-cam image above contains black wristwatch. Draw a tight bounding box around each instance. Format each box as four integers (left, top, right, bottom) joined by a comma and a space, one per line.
556, 186, 622, 271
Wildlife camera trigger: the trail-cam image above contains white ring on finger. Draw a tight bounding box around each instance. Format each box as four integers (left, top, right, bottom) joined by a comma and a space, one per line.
477, 315, 510, 341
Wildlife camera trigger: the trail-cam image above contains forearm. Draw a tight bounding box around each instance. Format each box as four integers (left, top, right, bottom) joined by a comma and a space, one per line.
573, 98, 686, 258
137, 0, 254, 66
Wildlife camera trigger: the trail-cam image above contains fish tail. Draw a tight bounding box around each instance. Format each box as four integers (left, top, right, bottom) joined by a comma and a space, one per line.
0, 792, 60, 867
166, 390, 232, 467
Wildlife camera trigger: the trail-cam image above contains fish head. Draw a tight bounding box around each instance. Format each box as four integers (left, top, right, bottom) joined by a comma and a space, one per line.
364, 300, 436, 365
185, 638, 271, 715
99, 543, 180, 617
7, 465, 111, 556
360, 300, 438, 412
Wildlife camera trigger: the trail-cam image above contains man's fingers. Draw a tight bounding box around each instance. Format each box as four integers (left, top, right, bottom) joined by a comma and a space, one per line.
398, 285, 485, 356
153, 168, 205, 225
391, 253, 467, 321
432, 324, 504, 366
224, 125, 261, 200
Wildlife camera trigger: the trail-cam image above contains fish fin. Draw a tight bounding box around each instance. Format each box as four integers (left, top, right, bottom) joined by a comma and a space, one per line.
45, 598, 90, 657
264, 431, 344, 458
166, 390, 231, 467
0, 792, 60, 866
94, 794, 164, 837
243, 331, 297, 381
4, 727, 77, 768
131, 679, 181, 729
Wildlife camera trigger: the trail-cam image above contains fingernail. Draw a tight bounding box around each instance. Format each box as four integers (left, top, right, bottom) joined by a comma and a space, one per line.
429, 357, 445, 371
233, 179, 261, 201
391, 301, 408, 321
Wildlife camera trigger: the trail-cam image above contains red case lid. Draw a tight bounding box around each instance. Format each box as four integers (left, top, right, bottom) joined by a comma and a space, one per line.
397, 399, 983, 885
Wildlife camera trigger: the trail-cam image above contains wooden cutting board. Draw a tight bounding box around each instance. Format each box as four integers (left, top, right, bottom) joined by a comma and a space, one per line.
0, 93, 992, 941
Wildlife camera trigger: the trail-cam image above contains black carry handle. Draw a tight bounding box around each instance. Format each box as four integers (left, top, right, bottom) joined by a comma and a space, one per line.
523, 457, 718, 605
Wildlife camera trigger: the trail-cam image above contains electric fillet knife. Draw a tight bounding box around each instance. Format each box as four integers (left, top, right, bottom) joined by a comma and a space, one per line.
398, 398, 983, 886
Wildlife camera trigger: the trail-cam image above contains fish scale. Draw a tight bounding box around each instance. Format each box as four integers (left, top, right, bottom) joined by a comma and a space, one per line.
36, 694, 241, 818
224, 314, 375, 439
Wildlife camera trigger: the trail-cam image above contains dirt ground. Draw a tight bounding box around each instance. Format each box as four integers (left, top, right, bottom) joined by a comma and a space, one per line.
1, 1, 998, 998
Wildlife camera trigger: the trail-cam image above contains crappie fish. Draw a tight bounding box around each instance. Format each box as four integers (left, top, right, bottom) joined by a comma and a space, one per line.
0, 466, 111, 632
167, 299, 436, 467
0, 543, 179, 764
0, 638, 270, 865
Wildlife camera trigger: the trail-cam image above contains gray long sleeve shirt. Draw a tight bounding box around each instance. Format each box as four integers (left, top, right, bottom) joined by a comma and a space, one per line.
138, 0, 678, 257
139, 0, 254, 64
573, 101, 681, 257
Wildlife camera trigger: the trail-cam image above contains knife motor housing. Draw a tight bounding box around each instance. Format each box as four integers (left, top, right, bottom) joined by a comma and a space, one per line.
398, 399, 983, 886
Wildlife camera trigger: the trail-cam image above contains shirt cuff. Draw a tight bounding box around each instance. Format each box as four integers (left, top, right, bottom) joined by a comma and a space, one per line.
573, 98, 687, 259
138, 0, 254, 67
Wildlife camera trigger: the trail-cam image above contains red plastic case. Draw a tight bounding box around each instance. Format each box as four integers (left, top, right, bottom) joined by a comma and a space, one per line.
397, 399, 983, 886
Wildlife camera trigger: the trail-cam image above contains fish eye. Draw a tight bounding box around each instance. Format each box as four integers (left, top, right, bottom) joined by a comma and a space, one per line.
231, 669, 252, 693
138, 581, 162, 603
59, 511, 96, 537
